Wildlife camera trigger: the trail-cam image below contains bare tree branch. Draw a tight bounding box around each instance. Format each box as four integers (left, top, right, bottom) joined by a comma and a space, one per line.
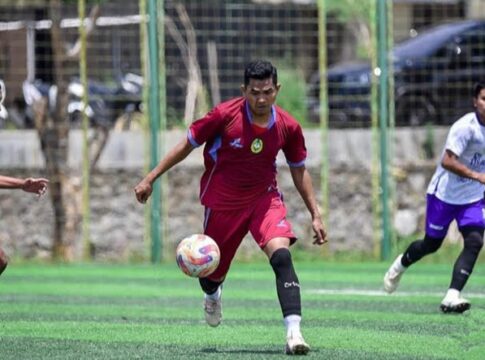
30, 1, 107, 260
165, 4, 208, 123
176, 4, 197, 62
207, 41, 220, 106
88, 127, 110, 172
164, 15, 191, 70
67, 5, 101, 59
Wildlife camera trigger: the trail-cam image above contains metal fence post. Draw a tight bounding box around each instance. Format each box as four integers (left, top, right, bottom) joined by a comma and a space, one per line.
317, 0, 329, 234
79, 0, 91, 259
147, 0, 161, 263
377, 0, 391, 260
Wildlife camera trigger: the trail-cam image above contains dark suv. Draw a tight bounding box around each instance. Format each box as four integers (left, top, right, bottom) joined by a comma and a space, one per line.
308, 20, 485, 127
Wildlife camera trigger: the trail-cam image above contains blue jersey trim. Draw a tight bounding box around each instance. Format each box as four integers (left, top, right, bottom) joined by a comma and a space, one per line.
267, 106, 276, 129
287, 159, 306, 167
208, 135, 222, 162
187, 129, 201, 147
245, 101, 276, 128
476, 111, 485, 127
203, 208, 212, 231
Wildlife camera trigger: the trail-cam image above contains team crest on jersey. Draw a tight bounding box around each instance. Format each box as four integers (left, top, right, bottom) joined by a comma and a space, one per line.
251, 138, 263, 153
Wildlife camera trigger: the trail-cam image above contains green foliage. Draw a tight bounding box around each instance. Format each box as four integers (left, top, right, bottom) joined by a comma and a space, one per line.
274, 63, 313, 128
422, 122, 435, 159
326, 0, 372, 22
166, 106, 185, 129
326, 0, 373, 61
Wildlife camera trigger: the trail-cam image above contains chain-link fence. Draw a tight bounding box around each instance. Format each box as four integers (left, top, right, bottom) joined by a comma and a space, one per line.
0, 1, 143, 130
0, 0, 484, 262
2, 1, 484, 129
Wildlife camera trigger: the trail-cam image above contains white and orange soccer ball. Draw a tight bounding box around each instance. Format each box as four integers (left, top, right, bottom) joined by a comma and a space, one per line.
176, 234, 220, 278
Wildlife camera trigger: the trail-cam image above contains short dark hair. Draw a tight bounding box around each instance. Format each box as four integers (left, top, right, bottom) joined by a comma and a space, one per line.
473, 82, 485, 98
244, 60, 277, 87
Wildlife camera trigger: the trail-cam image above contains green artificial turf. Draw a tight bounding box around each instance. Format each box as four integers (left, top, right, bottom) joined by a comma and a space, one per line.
0, 261, 484, 359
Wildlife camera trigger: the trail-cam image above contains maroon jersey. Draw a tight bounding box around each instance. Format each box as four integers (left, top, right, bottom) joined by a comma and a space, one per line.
188, 97, 307, 210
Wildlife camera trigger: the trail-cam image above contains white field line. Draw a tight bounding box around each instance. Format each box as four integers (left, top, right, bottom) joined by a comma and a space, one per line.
306, 288, 485, 299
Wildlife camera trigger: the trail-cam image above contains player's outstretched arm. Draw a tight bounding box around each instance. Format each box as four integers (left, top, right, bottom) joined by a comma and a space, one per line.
441, 149, 485, 184
0, 175, 49, 196
134, 137, 194, 204
289, 166, 327, 245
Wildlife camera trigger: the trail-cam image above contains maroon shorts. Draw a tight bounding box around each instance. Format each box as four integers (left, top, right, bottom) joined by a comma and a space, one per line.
203, 191, 296, 281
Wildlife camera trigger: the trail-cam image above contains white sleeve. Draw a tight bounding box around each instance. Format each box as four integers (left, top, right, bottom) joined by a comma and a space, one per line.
445, 121, 471, 157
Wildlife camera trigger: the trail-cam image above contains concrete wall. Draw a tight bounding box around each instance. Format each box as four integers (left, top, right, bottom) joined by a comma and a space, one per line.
0, 127, 449, 170
0, 127, 451, 261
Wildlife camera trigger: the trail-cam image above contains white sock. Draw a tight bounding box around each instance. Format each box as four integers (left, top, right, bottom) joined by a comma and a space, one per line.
284, 315, 301, 337
205, 286, 221, 301
393, 254, 406, 273
445, 288, 460, 300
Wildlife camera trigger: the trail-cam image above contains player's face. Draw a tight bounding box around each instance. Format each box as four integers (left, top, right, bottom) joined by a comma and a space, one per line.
474, 88, 485, 122
241, 78, 280, 118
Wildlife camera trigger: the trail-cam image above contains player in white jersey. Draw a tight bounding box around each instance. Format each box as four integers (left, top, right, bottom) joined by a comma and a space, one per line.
384, 82, 485, 313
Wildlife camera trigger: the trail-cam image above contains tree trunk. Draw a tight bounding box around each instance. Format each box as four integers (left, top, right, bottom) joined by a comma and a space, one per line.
31, 1, 104, 260
30, 0, 76, 260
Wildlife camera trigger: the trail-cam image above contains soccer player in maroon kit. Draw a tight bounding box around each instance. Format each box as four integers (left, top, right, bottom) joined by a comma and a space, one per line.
135, 60, 326, 355
0, 175, 49, 276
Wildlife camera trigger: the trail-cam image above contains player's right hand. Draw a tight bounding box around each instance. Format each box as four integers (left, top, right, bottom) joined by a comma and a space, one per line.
22, 178, 49, 196
134, 179, 152, 204
312, 218, 327, 245
476, 172, 485, 185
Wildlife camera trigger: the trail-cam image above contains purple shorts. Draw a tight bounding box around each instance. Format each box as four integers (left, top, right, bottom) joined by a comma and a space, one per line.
425, 194, 485, 238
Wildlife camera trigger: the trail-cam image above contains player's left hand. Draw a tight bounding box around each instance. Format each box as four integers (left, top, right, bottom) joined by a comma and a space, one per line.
22, 178, 49, 196
134, 179, 153, 204
312, 218, 327, 245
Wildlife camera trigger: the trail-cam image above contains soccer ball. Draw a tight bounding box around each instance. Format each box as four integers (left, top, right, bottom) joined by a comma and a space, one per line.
176, 234, 220, 278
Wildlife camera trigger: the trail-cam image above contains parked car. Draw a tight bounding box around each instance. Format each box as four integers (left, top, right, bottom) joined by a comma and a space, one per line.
308, 20, 485, 127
